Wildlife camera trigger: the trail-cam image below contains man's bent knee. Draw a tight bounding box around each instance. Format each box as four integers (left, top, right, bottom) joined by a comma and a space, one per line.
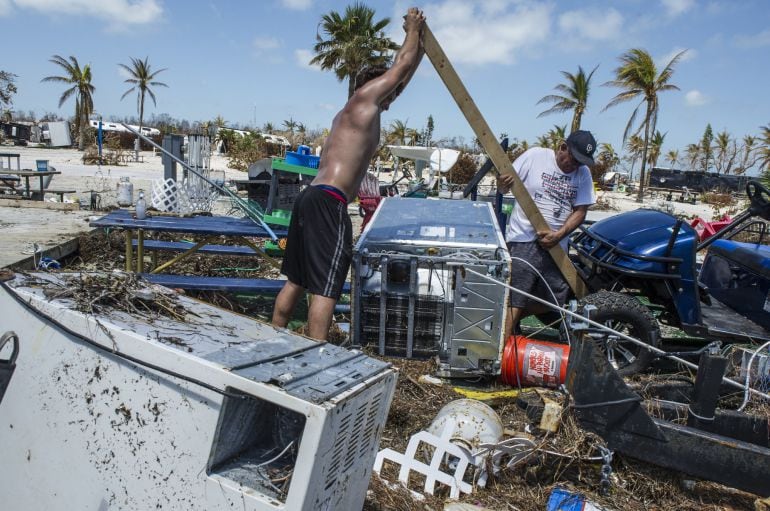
306, 294, 337, 341
272, 281, 305, 328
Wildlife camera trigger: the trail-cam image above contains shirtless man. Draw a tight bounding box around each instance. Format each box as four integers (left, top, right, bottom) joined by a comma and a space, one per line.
272, 7, 425, 340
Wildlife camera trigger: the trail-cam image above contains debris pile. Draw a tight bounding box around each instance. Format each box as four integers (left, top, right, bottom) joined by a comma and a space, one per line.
35, 272, 186, 321
55, 228, 767, 510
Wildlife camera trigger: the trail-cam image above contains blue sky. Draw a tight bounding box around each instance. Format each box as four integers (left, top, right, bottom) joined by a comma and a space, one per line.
1, 0, 769, 171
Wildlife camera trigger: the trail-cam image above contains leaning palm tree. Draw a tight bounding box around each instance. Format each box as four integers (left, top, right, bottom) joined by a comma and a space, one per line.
603, 48, 687, 201
310, 2, 399, 98
537, 65, 598, 133
119, 56, 167, 149
41, 55, 95, 150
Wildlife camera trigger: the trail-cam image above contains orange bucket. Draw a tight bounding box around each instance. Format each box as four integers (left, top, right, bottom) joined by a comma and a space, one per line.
500, 335, 570, 388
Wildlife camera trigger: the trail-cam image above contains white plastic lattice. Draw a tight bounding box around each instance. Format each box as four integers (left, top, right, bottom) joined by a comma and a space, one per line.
373, 422, 483, 499
151, 178, 193, 214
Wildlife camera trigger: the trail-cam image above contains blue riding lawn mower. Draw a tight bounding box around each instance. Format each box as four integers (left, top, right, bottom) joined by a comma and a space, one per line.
569, 180, 770, 375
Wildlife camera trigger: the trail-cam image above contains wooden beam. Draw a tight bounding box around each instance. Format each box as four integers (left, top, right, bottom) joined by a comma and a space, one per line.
422, 24, 586, 298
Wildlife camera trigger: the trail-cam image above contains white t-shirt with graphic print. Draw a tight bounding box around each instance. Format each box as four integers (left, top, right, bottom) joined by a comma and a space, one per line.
505, 147, 595, 249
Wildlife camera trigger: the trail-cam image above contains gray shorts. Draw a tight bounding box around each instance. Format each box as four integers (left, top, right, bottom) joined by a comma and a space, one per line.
507, 241, 571, 309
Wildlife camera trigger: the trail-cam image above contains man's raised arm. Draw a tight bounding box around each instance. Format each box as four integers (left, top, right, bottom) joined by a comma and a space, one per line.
359, 7, 425, 103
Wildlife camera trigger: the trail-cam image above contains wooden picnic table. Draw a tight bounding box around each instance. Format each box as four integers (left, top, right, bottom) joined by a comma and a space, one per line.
90, 209, 288, 273
0, 170, 61, 200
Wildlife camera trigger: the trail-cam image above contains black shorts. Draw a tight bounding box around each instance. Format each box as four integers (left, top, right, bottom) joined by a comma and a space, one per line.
507, 241, 571, 309
281, 185, 352, 299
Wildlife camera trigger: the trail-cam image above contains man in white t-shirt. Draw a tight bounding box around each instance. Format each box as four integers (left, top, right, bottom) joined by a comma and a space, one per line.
497, 130, 597, 336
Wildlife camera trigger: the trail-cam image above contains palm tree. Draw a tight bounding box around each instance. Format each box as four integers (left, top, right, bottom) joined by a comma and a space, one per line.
603, 48, 687, 201
262, 122, 275, 134
665, 149, 679, 168
594, 142, 621, 182
598, 142, 620, 169
406, 127, 420, 146
685, 143, 700, 170
625, 134, 645, 181
537, 65, 599, 133
119, 56, 167, 148
296, 122, 307, 145
713, 130, 735, 174
310, 2, 399, 98
387, 119, 410, 145
538, 125, 567, 150
646, 130, 666, 174
736, 135, 759, 175
283, 117, 298, 145
41, 55, 95, 150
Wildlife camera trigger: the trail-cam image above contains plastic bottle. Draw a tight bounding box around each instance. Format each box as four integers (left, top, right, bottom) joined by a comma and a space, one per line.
117, 176, 133, 206
135, 191, 147, 220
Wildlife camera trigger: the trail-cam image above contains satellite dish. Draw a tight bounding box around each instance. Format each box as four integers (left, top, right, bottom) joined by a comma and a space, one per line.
429, 148, 460, 173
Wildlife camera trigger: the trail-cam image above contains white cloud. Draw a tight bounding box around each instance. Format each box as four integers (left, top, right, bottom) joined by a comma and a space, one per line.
280, 0, 312, 10
12, 0, 162, 26
660, 0, 695, 17
253, 36, 281, 53
685, 90, 709, 106
317, 103, 336, 111
294, 49, 321, 71
657, 47, 695, 67
734, 29, 770, 49
0, 0, 12, 16
425, 0, 554, 65
558, 8, 623, 42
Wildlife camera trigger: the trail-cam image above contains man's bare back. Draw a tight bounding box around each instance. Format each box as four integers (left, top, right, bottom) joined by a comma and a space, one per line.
312, 7, 425, 202
312, 97, 382, 201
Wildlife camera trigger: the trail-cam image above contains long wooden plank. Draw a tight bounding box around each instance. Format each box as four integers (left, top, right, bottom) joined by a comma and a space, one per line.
422, 25, 586, 297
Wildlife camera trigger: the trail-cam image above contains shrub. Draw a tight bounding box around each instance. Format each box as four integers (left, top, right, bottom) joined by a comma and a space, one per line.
448, 152, 479, 185
227, 132, 269, 171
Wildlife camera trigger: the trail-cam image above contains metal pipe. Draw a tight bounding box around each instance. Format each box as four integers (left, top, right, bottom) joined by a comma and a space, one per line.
459, 265, 770, 402
120, 123, 278, 241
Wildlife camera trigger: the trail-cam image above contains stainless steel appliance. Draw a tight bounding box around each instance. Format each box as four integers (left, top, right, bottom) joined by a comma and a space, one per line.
351, 197, 511, 377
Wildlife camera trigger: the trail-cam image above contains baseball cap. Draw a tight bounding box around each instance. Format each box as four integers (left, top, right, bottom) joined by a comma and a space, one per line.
566, 130, 597, 166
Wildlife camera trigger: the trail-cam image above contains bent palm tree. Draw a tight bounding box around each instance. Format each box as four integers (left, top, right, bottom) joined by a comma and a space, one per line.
41, 55, 95, 150
603, 48, 686, 201
119, 56, 168, 146
310, 2, 399, 98
537, 65, 598, 133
